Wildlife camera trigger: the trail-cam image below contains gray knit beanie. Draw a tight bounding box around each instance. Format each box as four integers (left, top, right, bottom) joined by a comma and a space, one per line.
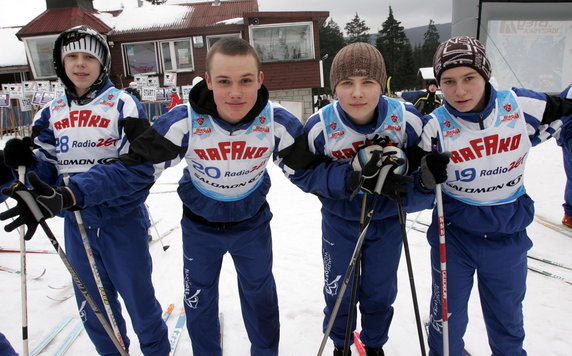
330, 42, 387, 94
433, 36, 491, 82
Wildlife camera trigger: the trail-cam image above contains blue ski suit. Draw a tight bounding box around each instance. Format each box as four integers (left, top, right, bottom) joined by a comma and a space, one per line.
0, 332, 17, 356
29, 81, 170, 356
290, 97, 435, 348
64, 81, 319, 356
419, 84, 572, 356
557, 85, 572, 218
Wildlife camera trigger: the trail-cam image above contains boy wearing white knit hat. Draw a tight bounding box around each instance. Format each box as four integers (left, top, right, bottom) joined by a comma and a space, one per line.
0, 26, 170, 355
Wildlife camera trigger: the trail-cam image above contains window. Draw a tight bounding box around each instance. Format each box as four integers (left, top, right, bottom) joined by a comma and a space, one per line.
206, 33, 242, 50
160, 39, 194, 72
23, 35, 58, 79
249, 22, 314, 63
123, 42, 159, 75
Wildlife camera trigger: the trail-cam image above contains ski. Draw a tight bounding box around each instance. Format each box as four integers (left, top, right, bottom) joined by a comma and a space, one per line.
169, 307, 186, 353
52, 321, 84, 356
406, 223, 428, 234
47, 294, 74, 302
0, 247, 56, 254
353, 331, 366, 356
528, 266, 572, 286
0, 265, 46, 279
162, 303, 175, 322
30, 315, 74, 356
150, 225, 180, 246
534, 215, 572, 238
0, 265, 20, 274
406, 218, 431, 227
49, 283, 72, 290
150, 190, 177, 195
528, 255, 572, 271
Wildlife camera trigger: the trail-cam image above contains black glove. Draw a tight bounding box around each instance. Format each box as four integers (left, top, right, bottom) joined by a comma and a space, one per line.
0, 151, 14, 186
350, 148, 382, 193
4, 137, 34, 169
378, 169, 414, 201
0, 172, 75, 240
419, 152, 451, 190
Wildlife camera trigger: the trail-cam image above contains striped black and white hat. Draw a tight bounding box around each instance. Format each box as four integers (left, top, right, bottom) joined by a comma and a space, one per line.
61, 33, 105, 64
433, 36, 491, 83
53, 26, 111, 102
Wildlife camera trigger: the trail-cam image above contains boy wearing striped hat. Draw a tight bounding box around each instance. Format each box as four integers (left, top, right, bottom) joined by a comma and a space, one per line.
421, 36, 572, 356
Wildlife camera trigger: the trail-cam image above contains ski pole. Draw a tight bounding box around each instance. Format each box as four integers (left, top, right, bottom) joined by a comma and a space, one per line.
317, 164, 393, 356
342, 194, 368, 355
63, 175, 127, 352
396, 196, 426, 356
13, 184, 129, 356
432, 137, 449, 356
145, 203, 170, 251
18, 166, 29, 356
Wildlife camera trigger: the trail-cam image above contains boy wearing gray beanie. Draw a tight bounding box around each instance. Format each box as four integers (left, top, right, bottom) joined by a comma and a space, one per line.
421, 35, 572, 356
293, 42, 449, 355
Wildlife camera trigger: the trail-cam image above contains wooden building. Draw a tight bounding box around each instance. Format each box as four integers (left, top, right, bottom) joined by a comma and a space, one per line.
13, 0, 329, 120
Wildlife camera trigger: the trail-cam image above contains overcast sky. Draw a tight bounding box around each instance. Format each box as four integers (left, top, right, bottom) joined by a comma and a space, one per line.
1, 0, 453, 31
257, 0, 453, 31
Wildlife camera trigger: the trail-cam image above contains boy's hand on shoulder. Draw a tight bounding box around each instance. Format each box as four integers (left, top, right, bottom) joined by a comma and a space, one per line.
3, 137, 34, 169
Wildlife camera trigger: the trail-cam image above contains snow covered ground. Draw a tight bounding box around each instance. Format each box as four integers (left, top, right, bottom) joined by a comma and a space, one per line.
0, 134, 571, 356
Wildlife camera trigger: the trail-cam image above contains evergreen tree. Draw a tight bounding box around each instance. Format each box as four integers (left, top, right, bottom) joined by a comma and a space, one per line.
398, 43, 417, 91
376, 7, 414, 91
318, 18, 346, 94
345, 13, 370, 44
421, 20, 441, 67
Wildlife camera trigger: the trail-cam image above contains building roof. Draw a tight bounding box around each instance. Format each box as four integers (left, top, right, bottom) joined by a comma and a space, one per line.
104, 0, 258, 35
16, 7, 111, 38
418, 67, 435, 80
16, 0, 258, 38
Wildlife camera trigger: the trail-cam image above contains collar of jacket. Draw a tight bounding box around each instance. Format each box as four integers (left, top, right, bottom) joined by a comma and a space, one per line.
188, 79, 270, 126
443, 82, 495, 124
66, 80, 114, 106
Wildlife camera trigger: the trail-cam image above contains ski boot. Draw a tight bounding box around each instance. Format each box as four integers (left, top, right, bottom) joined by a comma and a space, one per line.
563, 214, 572, 228
333, 346, 351, 356
364, 346, 385, 356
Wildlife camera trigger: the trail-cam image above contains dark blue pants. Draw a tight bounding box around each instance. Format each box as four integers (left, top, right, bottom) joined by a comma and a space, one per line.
0, 332, 17, 356
65, 205, 169, 356
562, 141, 572, 216
321, 210, 403, 348
181, 206, 279, 356
426, 221, 531, 356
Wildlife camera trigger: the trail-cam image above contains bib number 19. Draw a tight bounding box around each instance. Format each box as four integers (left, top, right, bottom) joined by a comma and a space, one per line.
454, 168, 475, 182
